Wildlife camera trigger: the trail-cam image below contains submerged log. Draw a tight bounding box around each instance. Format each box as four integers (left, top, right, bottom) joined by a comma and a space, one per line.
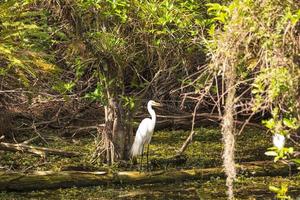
0, 142, 81, 157
0, 161, 297, 191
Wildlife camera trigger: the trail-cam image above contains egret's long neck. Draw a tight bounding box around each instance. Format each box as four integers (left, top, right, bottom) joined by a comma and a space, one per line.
148, 104, 156, 123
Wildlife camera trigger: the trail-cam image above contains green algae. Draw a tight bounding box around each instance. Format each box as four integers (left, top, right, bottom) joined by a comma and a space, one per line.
1, 176, 300, 199
1, 126, 298, 199
0, 126, 271, 171
150, 126, 271, 169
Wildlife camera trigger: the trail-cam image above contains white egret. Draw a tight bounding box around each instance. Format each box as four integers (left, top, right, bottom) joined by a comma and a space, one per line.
273, 133, 285, 149
131, 100, 162, 170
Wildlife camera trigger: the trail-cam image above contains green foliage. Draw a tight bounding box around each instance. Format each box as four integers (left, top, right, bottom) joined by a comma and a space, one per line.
84, 72, 112, 104
291, 159, 300, 170
135, 0, 203, 39
206, 3, 232, 24
47, 0, 206, 108
121, 95, 135, 111
87, 28, 128, 67
265, 146, 293, 162
262, 106, 299, 162
73, 58, 86, 79
0, 0, 59, 86
52, 81, 76, 94
205, 0, 299, 151
205, 4, 299, 196
105, 0, 129, 23
85, 82, 106, 103
269, 183, 291, 199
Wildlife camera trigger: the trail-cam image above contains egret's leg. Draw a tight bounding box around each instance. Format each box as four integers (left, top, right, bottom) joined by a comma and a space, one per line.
146, 144, 150, 171
140, 145, 144, 171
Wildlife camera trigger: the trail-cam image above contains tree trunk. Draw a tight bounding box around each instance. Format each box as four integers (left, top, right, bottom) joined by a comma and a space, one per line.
222, 64, 237, 199
0, 95, 12, 138
109, 96, 126, 161
93, 91, 130, 164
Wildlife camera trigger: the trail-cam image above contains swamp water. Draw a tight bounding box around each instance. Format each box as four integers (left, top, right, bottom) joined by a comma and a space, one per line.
1, 176, 300, 199
0, 127, 299, 199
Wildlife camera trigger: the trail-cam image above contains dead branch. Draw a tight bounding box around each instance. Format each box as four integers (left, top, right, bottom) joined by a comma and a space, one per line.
0, 142, 81, 157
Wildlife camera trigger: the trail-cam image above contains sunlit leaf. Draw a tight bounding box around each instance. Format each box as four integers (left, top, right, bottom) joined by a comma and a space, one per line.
264, 151, 278, 156
269, 185, 280, 193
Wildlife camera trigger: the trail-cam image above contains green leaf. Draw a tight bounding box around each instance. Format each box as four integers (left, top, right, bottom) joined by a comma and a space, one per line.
63, 82, 75, 92
283, 118, 299, 129
262, 119, 275, 129
269, 185, 280, 193
265, 151, 278, 156
287, 147, 294, 154
292, 159, 300, 165
267, 147, 278, 151
283, 118, 294, 128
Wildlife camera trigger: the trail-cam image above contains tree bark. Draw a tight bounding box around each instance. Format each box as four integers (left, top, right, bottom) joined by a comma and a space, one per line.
0, 161, 296, 191
111, 98, 126, 161
0, 108, 12, 138
222, 64, 237, 199
93, 92, 129, 164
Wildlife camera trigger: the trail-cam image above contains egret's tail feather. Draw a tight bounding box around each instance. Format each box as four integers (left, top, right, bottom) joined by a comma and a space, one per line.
130, 139, 142, 157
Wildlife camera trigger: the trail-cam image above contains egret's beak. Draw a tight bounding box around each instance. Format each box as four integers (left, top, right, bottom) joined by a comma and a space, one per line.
153, 101, 162, 107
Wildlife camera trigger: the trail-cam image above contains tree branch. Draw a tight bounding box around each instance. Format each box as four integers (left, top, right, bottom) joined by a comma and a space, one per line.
0, 142, 81, 157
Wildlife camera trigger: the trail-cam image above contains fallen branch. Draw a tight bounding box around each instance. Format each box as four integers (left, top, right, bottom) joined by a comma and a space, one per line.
176, 130, 196, 156
0, 161, 297, 191
0, 142, 81, 157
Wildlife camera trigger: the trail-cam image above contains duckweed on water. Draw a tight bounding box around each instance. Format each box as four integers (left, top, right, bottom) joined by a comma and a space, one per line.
1, 126, 297, 199
0, 126, 271, 171
151, 126, 271, 168
1, 176, 300, 199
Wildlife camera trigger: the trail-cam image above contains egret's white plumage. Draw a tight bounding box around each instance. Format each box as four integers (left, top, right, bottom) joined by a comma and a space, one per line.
273, 133, 285, 149
131, 100, 160, 157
